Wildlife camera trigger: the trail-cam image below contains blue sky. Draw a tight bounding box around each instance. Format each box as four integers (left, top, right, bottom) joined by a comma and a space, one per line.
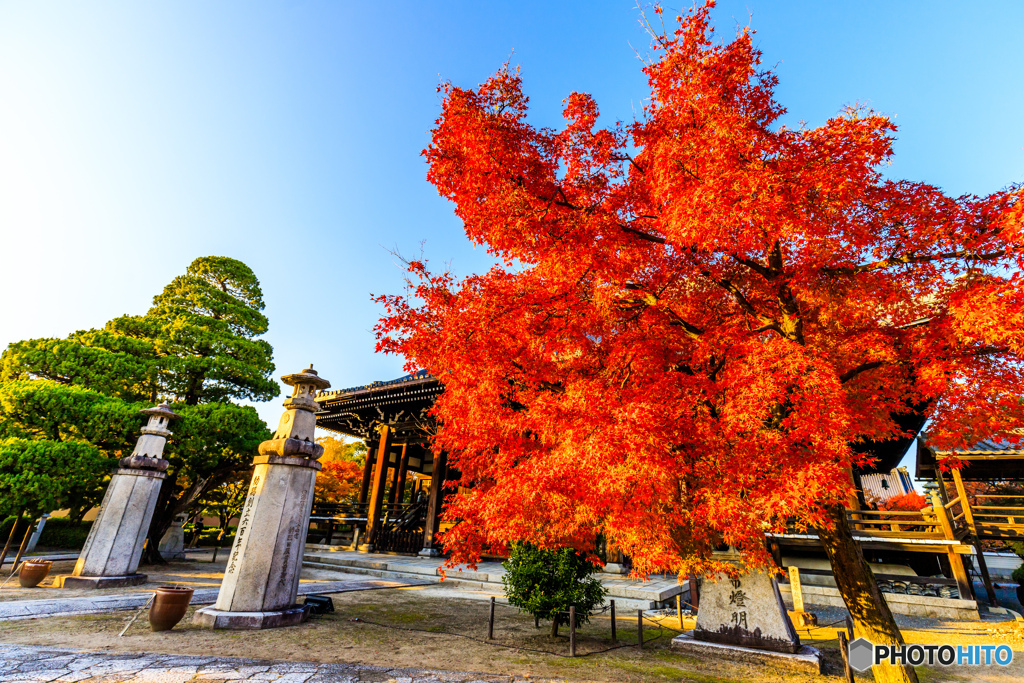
1, 1, 1022, 455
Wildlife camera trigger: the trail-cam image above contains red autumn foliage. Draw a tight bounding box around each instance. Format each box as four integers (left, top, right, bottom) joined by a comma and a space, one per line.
375, 1, 1023, 586
879, 491, 928, 512
314, 459, 362, 504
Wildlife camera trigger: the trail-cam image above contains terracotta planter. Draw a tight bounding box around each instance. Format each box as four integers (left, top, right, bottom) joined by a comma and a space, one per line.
18, 560, 52, 588
148, 586, 194, 631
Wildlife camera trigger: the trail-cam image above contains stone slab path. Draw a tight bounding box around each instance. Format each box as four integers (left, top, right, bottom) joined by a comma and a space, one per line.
303, 549, 685, 606
0, 645, 522, 683
0, 578, 429, 621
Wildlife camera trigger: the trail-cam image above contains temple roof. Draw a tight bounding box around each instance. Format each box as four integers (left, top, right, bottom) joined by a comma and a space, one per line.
314, 370, 441, 441
917, 436, 1024, 482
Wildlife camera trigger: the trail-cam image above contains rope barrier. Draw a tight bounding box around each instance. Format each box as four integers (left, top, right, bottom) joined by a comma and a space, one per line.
343, 595, 683, 658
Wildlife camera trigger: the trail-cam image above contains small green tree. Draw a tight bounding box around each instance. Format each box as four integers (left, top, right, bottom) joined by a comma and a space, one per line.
501, 543, 607, 638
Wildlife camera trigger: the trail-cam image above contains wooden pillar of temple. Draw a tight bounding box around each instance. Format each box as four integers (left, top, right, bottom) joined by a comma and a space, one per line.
387, 443, 407, 508
358, 439, 376, 506
930, 491, 974, 601
362, 426, 393, 551
950, 467, 998, 606
419, 450, 448, 556
394, 444, 410, 505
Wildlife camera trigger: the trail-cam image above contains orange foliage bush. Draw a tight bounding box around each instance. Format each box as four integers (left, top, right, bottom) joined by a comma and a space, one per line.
314, 459, 362, 504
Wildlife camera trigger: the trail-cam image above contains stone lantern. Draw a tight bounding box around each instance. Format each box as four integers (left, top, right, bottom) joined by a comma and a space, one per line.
60, 404, 181, 589
194, 365, 330, 629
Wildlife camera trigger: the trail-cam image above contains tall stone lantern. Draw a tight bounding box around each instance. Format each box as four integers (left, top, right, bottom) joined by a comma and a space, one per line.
194, 365, 330, 629
60, 404, 181, 589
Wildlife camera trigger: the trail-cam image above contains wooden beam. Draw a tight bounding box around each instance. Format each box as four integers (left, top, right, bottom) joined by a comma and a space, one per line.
364, 425, 393, 549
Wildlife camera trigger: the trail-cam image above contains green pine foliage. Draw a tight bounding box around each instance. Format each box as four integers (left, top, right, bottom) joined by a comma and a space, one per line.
0, 438, 110, 519
0, 256, 275, 561
501, 543, 607, 636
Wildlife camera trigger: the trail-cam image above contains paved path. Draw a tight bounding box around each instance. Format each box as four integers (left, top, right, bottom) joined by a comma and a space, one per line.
0, 579, 429, 622
303, 549, 684, 605
0, 645, 521, 683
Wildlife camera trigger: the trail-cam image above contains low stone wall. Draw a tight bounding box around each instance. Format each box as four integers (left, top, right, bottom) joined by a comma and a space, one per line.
777, 583, 979, 621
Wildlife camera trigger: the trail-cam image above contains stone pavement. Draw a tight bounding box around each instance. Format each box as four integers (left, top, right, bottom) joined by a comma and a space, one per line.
0, 578, 429, 621
303, 549, 685, 607
0, 645, 522, 683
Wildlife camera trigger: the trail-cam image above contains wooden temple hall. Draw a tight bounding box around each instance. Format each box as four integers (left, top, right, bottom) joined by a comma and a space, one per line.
312, 370, 453, 555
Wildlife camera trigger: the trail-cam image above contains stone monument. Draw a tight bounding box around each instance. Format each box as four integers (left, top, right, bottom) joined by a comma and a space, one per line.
194, 365, 330, 629
59, 404, 181, 589
672, 570, 822, 674
157, 513, 188, 560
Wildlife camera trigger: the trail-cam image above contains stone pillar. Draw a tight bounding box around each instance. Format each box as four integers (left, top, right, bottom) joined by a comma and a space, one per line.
158, 513, 188, 560
194, 366, 330, 630
25, 514, 50, 554
60, 404, 181, 589
419, 449, 447, 557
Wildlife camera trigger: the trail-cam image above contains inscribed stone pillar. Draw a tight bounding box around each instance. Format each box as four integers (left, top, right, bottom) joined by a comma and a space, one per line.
194, 365, 330, 630
60, 404, 181, 589
692, 571, 800, 653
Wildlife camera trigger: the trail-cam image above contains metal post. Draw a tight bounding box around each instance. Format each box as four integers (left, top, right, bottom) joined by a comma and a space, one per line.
610, 599, 616, 642
837, 631, 855, 683
569, 606, 576, 657
637, 609, 643, 649
488, 596, 495, 640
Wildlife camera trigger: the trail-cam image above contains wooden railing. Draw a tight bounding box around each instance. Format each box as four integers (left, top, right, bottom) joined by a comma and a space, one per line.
965, 494, 1024, 539
846, 508, 948, 538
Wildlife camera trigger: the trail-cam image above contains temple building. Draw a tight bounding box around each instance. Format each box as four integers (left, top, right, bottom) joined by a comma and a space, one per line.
314, 370, 452, 555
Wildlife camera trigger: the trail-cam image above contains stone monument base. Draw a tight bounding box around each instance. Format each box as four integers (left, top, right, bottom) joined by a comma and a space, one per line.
57, 574, 148, 589
671, 632, 822, 675
602, 563, 628, 574
787, 610, 818, 627
192, 604, 311, 630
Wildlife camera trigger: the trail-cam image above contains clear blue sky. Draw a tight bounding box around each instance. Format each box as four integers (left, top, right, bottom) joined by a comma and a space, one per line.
1, 1, 1022, 445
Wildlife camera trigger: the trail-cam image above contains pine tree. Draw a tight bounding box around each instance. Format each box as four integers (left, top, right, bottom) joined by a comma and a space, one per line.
0, 256, 276, 562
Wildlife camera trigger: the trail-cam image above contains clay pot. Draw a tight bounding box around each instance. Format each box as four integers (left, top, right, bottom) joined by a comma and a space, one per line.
148, 586, 194, 631
18, 560, 52, 588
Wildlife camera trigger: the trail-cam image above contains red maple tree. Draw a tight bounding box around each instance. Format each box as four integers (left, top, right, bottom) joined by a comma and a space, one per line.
376, 4, 1022, 680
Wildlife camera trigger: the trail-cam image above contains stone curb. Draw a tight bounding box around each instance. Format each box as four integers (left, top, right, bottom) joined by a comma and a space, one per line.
0, 578, 428, 621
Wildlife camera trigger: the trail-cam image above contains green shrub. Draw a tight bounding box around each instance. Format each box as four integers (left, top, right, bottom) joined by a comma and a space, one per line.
37, 517, 91, 549
501, 542, 607, 638
0, 515, 91, 550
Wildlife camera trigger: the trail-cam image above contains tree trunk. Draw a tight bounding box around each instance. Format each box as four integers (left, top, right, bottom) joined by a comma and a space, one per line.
143, 475, 178, 565
818, 504, 919, 683
550, 618, 558, 639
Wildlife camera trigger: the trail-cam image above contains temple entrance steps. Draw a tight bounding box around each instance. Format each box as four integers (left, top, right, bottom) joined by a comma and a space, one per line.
302, 547, 687, 609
